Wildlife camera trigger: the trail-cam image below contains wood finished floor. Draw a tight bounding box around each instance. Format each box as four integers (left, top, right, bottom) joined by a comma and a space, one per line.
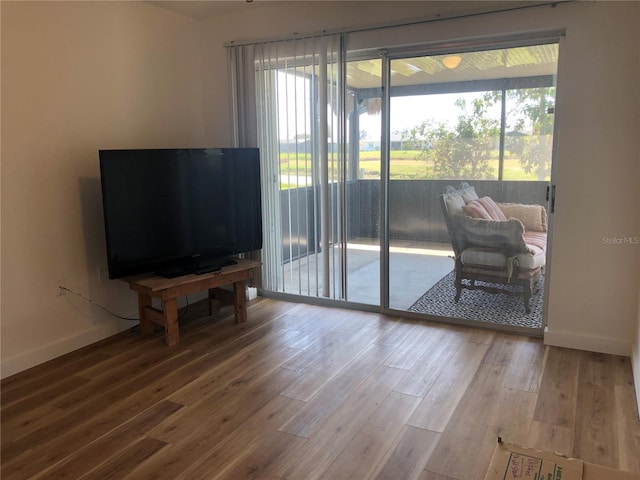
2, 298, 639, 480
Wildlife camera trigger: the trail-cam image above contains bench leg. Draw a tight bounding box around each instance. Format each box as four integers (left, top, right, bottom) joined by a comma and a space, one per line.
233, 280, 248, 324
138, 293, 154, 336
208, 288, 222, 316
162, 299, 180, 346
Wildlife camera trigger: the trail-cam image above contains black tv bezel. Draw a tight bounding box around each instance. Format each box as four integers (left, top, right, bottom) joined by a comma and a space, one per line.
99, 147, 262, 279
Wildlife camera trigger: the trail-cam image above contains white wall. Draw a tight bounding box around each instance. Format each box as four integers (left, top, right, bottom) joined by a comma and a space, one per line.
541, 2, 640, 358
1, 1, 205, 377
198, 1, 640, 358
2, 1, 639, 388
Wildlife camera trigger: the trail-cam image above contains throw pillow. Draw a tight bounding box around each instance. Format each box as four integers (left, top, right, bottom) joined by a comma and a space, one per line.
443, 186, 465, 215
476, 196, 507, 221
462, 200, 492, 220
463, 197, 506, 221
459, 182, 479, 203
498, 203, 548, 232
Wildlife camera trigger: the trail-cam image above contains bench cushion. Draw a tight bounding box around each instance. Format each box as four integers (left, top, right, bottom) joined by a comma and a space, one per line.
461, 242, 545, 270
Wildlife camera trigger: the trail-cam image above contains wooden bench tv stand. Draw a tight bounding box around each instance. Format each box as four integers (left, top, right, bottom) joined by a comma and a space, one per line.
123, 258, 261, 346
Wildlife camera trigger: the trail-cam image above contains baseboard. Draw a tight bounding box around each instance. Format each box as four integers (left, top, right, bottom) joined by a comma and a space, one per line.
543, 327, 632, 357
0, 290, 208, 380
0, 321, 132, 380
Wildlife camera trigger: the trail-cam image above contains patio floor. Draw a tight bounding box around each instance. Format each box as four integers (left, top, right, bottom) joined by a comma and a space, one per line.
280, 239, 455, 308
277, 238, 544, 331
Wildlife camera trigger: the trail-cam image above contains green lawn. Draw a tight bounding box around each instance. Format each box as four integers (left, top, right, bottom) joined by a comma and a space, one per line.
277, 149, 546, 185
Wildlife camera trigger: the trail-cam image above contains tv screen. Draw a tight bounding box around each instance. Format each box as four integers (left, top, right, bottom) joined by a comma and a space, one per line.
99, 148, 262, 279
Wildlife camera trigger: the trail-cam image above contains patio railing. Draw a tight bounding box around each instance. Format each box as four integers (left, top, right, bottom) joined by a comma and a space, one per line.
280, 180, 548, 262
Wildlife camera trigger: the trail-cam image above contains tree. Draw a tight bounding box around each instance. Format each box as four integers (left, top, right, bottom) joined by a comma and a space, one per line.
400, 87, 555, 181
400, 97, 500, 179
504, 87, 555, 180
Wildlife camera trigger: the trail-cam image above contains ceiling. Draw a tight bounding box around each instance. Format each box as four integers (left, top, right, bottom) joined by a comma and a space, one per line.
276, 44, 558, 91
347, 44, 558, 89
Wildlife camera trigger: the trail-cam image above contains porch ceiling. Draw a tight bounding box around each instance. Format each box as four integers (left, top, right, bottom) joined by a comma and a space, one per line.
346, 44, 558, 90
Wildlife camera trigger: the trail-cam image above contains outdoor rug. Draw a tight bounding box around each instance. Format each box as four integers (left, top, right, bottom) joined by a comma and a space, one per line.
408, 271, 543, 329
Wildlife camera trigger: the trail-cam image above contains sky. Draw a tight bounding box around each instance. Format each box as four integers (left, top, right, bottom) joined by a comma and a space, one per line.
276, 71, 498, 142
360, 92, 495, 142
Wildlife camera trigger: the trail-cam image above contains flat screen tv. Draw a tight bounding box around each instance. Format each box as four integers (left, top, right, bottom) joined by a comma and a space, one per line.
99, 148, 262, 279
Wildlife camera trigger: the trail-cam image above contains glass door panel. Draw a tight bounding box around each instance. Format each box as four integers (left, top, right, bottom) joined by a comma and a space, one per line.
387, 44, 558, 333
257, 42, 382, 306
256, 36, 345, 300
343, 58, 382, 305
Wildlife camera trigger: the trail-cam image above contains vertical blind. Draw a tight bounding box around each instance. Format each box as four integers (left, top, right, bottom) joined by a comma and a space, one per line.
228, 35, 348, 299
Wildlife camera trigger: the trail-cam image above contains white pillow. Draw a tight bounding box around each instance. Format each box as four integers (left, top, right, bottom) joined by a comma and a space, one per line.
459, 182, 479, 203
443, 187, 465, 215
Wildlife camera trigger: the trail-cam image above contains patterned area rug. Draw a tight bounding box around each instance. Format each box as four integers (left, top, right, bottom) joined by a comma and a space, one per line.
408, 271, 543, 329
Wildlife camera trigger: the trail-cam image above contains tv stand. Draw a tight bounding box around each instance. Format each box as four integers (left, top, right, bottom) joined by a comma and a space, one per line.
123, 258, 260, 346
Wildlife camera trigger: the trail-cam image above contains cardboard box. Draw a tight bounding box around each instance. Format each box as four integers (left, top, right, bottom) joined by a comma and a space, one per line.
484, 438, 640, 480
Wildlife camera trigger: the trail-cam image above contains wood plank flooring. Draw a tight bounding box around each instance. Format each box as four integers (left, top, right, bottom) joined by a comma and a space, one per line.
2, 298, 639, 480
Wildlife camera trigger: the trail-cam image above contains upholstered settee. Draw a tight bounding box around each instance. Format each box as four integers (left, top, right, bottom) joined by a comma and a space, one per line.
440, 183, 547, 313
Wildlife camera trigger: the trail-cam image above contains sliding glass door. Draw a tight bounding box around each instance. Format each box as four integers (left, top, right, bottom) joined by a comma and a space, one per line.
234, 34, 559, 331
387, 45, 558, 331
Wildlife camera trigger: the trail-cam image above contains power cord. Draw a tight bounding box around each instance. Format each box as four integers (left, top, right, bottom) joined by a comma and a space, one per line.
59, 286, 138, 321
58, 286, 190, 321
